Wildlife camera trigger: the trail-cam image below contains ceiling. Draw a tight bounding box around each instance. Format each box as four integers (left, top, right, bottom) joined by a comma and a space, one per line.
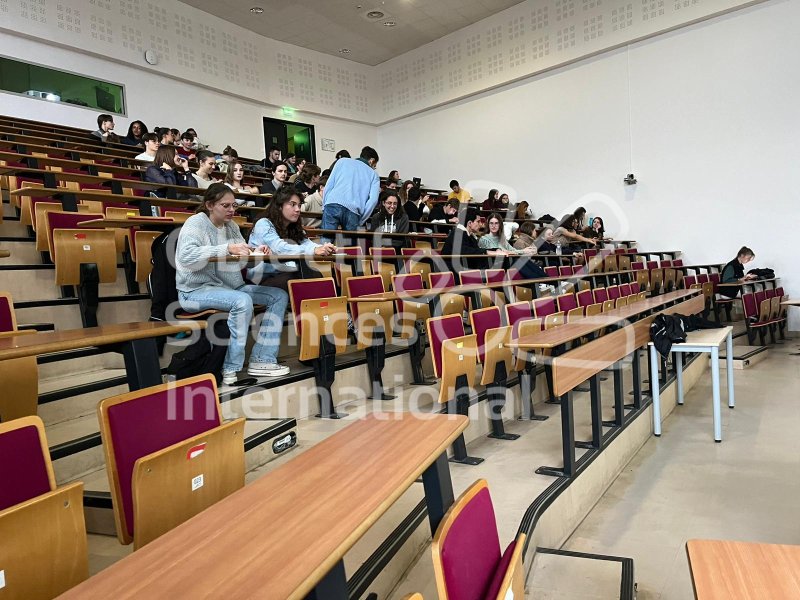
179, 0, 527, 66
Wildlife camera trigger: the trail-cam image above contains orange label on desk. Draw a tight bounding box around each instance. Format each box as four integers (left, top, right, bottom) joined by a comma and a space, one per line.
320, 301, 329, 308
74, 233, 86, 239
187, 443, 206, 460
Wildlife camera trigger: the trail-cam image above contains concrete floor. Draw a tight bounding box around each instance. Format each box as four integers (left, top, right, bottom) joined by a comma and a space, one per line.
563, 338, 800, 599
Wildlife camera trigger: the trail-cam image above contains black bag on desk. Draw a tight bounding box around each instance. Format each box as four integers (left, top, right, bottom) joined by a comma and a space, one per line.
747, 268, 775, 280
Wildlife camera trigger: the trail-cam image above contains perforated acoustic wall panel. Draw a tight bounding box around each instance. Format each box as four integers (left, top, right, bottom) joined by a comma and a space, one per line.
0, 0, 374, 122
374, 0, 764, 122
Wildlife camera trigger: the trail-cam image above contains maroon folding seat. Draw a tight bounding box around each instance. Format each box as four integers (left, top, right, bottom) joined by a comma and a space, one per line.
558, 265, 572, 277
429, 271, 455, 291
593, 287, 609, 304
672, 259, 683, 267
614, 248, 627, 255
505, 301, 534, 338
631, 261, 645, 270
683, 275, 698, 289
532, 296, 556, 318
556, 293, 578, 313
630, 282, 641, 295
619, 283, 632, 297
661, 260, 672, 268
697, 273, 710, 284
577, 289, 594, 307
544, 266, 559, 277
646, 260, 659, 270
459, 269, 484, 286
607, 286, 621, 301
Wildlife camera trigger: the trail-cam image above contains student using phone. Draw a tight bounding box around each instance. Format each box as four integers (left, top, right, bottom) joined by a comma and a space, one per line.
144, 146, 198, 197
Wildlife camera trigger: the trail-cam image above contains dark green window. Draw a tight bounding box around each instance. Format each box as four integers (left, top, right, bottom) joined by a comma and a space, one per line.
0, 55, 125, 114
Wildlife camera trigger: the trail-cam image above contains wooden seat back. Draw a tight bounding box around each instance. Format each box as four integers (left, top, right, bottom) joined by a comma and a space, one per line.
616, 296, 628, 308
513, 317, 542, 370
0, 416, 88, 596
602, 300, 615, 312
392, 273, 431, 338
618, 255, 632, 271
164, 210, 192, 223
369, 247, 398, 292
34, 202, 91, 251
427, 314, 477, 404
99, 375, 243, 548
346, 275, 394, 350
133, 230, 161, 283
45, 210, 103, 259
492, 533, 526, 599
53, 229, 117, 286
604, 255, 618, 272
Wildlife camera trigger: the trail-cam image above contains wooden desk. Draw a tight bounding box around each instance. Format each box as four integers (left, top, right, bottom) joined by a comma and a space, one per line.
0, 249, 9, 258
604, 240, 637, 247
508, 289, 701, 350
60, 413, 468, 600
649, 326, 734, 442
687, 539, 800, 599
0, 321, 204, 390
780, 299, 800, 306
0, 126, 138, 158
79, 217, 253, 231
633, 250, 682, 259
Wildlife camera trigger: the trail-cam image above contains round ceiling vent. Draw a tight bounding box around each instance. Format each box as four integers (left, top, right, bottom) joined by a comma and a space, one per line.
366, 10, 385, 18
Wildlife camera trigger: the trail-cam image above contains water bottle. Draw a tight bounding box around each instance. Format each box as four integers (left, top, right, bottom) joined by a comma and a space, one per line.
556, 241, 562, 255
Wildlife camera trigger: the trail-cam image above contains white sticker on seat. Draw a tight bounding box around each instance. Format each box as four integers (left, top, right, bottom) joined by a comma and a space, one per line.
191, 474, 204, 491
0, 569, 5, 589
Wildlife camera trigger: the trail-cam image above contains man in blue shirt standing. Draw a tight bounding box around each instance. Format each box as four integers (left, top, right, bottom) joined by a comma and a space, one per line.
321, 146, 380, 235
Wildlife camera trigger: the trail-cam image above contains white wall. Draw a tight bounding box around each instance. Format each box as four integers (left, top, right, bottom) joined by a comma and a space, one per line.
0, 32, 376, 161
378, 0, 800, 328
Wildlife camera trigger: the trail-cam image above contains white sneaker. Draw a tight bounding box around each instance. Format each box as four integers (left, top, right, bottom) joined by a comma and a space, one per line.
247, 363, 290, 377
222, 372, 238, 385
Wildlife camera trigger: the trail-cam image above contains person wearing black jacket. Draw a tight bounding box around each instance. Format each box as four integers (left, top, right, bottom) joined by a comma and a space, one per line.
145, 146, 198, 198
441, 206, 507, 273
403, 187, 427, 228
719, 246, 756, 299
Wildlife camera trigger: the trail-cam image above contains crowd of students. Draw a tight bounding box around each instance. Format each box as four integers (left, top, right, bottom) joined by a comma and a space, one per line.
91, 114, 735, 385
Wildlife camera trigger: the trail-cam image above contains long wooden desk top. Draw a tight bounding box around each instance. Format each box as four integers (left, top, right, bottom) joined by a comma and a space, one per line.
79, 217, 253, 230
508, 289, 701, 350
60, 413, 468, 600
0, 249, 9, 258
304, 227, 446, 240
5, 169, 271, 202
717, 278, 778, 287
0, 126, 138, 158
0, 321, 205, 361
0, 138, 140, 164
686, 539, 800, 599
780, 299, 800, 306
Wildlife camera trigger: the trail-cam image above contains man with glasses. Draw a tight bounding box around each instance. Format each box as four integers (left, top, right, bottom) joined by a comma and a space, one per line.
321, 146, 381, 238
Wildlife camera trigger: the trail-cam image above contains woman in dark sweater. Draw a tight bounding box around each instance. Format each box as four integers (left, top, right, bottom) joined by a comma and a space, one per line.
144, 146, 198, 198
719, 246, 756, 298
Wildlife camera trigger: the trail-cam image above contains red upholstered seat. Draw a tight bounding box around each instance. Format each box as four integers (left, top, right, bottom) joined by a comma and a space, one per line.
470, 307, 502, 364
631, 261, 645, 270
593, 287, 609, 303
614, 248, 627, 255
558, 265, 572, 277
697, 274, 709, 284
661, 260, 673, 268
0, 293, 16, 332
346, 275, 385, 322
505, 302, 533, 338
427, 314, 465, 377
626, 248, 638, 254
576, 289, 594, 308
557, 293, 578, 313
485, 269, 505, 285
505, 268, 522, 281
683, 275, 697, 288
532, 296, 555, 318
430, 272, 455, 291
460, 269, 484, 286
672, 259, 683, 267
607, 286, 621, 301
434, 482, 502, 600
392, 273, 424, 315
544, 266, 559, 277
646, 261, 659, 270
584, 248, 598, 260
619, 283, 632, 297
0, 420, 52, 512
630, 282, 641, 294
287, 278, 338, 336
103, 377, 221, 539
765, 288, 776, 299
46, 210, 104, 259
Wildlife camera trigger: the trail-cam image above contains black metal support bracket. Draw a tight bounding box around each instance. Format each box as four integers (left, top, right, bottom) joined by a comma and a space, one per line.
365, 328, 395, 400
448, 375, 484, 465
518, 359, 548, 421
313, 334, 346, 419
77, 262, 100, 328
408, 319, 435, 385
486, 361, 520, 441
536, 391, 577, 477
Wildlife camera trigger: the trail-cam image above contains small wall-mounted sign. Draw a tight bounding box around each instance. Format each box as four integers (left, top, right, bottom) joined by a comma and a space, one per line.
321, 138, 336, 152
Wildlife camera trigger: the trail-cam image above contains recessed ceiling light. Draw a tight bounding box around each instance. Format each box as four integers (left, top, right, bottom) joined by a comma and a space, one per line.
250, 6, 264, 13
366, 10, 385, 18
339, 48, 351, 54
383, 20, 396, 26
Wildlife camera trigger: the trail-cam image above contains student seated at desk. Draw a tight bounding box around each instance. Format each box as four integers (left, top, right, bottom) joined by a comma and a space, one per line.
552, 213, 597, 252
248, 187, 337, 285
583, 215, 612, 242
719, 246, 757, 299
302, 175, 326, 228
429, 199, 459, 224
225, 160, 260, 199
512, 220, 538, 252
176, 184, 290, 383
122, 120, 148, 147
134, 132, 159, 162
145, 146, 198, 197
369, 189, 409, 236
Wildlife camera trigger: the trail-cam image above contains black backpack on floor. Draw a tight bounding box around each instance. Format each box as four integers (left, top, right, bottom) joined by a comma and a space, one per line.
165, 317, 229, 385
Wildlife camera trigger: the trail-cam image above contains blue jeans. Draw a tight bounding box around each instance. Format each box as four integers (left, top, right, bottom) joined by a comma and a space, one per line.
321, 203, 360, 238
178, 285, 289, 374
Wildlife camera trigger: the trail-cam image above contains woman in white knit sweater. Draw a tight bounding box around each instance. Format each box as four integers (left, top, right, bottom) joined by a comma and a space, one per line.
175, 183, 290, 384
